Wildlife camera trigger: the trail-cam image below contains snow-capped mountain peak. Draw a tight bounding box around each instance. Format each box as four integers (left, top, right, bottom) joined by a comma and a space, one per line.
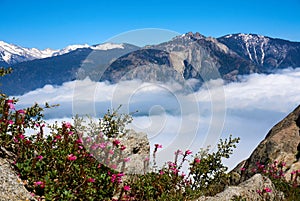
53, 44, 90, 56
0, 40, 60, 64
0, 41, 126, 65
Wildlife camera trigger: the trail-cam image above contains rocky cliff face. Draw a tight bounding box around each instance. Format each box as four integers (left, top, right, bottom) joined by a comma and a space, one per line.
103, 32, 300, 86
218, 33, 300, 71
232, 104, 300, 183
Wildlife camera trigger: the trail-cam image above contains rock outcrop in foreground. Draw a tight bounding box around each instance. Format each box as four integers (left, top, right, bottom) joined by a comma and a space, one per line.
0, 147, 36, 201
195, 174, 284, 201
196, 105, 300, 200
232, 105, 300, 183
120, 129, 150, 174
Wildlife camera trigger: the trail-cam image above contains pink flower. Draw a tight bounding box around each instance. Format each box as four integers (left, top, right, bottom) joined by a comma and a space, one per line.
155, 144, 162, 148
68, 131, 74, 135
123, 185, 131, 191
34, 181, 45, 188
18, 134, 25, 140
8, 120, 14, 125
175, 149, 183, 155
85, 137, 92, 143
109, 149, 114, 155
110, 164, 117, 169
17, 109, 25, 114
91, 143, 99, 150
120, 145, 126, 151
113, 139, 121, 146
264, 187, 272, 193
67, 154, 77, 161
55, 135, 62, 140
99, 142, 107, 149
87, 178, 95, 183
185, 150, 192, 155
168, 161, 176, 167
194, 158, 201, 164
117, 173, 125, 177
35, 123, 45, 127
8, 103, 15, 110
172, 168, 179, 174
75, 138, 83, 144
258, 164, 265, 169
159, 170, 164, 175
240, 167, 246, 171
36, 155, 43, 160
111, 174, 117, 182
64, 122, 72, 128
124, 157, 130, 162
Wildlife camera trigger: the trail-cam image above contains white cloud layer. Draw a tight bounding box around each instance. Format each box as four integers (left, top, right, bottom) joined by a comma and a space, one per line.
15, 68, 300, 170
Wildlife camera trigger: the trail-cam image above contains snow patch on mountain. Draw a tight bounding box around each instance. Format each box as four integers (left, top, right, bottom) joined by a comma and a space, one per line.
91, 43, 124, 50
225, 34, 270, 65
0, 41, 125, 65
53, 44, 90, 56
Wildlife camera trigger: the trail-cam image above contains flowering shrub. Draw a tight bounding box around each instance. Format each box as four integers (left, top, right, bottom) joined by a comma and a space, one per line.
128, 135, 240, 200
0, 89, 131, 200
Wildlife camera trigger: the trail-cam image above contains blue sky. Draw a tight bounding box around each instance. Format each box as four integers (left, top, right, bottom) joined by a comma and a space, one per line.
1, 0, 299, 49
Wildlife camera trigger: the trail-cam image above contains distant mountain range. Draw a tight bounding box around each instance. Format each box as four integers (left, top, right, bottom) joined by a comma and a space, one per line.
0, 41, 133, 66
1, 32, 300, 95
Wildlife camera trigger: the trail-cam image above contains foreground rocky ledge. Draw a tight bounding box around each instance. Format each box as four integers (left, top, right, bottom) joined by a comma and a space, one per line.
0, 151, 35, 201
195, 174, 284, 201
232, 105, 300, 184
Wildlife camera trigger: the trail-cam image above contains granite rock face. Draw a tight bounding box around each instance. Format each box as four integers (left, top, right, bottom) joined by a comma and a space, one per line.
0, 147, 36, 201
195, 174, 284, 201
232, 105, 300, 183
121, 129, 150, 174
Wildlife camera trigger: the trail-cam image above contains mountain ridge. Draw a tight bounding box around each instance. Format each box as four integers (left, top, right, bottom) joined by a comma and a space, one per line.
0, 40, 130, 66
1, 32, 300, 95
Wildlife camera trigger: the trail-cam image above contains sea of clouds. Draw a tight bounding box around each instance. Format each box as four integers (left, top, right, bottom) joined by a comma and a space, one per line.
15, 67, 300, 170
